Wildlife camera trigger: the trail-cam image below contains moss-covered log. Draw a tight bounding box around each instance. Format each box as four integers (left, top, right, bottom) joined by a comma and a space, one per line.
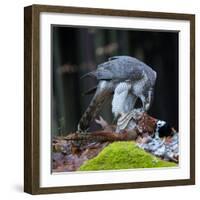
79, 141, 177, 171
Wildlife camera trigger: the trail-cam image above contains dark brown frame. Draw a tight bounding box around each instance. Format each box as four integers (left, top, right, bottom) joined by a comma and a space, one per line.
24, 4, 195, 194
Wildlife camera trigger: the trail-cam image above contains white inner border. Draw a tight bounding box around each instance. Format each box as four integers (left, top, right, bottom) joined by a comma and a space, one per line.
40, 12, 190, 187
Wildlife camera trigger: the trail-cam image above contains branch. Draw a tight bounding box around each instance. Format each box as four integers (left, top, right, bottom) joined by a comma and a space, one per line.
64, 130, 138, 142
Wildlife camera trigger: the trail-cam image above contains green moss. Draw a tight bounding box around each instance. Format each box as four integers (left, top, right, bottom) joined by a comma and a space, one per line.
79, 141, 177, 171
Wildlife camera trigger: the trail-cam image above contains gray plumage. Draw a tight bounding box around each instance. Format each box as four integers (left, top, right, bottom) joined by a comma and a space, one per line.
78, 56, 157, 131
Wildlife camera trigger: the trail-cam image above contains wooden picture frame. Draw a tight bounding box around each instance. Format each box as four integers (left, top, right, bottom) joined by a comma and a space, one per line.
24, 4, 195, 194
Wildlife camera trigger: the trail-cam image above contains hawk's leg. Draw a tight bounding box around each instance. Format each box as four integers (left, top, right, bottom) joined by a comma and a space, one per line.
140, 88, 154, 112
145, 88, 154, 111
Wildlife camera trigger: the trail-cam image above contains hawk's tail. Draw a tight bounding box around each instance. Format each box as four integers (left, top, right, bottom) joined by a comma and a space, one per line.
78, 81, 112, 132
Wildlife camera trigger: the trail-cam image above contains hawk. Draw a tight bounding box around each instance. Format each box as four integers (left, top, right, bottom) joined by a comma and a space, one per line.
78, 56, 157, 132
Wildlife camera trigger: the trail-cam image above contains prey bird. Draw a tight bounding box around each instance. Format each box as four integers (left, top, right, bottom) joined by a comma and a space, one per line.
78, 56, 157, 132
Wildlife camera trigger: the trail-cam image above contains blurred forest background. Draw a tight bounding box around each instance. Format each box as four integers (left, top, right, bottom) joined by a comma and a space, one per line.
52, 26, 178, 136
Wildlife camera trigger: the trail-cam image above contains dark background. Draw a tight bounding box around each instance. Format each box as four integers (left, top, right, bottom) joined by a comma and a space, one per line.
52, 26, 178, 136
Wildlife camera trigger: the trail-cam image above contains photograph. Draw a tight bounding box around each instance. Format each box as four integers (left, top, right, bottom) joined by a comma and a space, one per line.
24, 5, 195, 194
51, 26, 179, 172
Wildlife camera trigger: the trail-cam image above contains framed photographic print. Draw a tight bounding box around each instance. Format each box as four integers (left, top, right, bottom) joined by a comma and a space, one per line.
24, 4, 195, 194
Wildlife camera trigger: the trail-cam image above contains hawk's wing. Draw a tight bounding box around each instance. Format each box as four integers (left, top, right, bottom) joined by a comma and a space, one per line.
97, 56, 153, 82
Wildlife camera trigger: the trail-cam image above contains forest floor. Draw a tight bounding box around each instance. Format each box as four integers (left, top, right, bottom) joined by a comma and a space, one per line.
52, 130, 178, 172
